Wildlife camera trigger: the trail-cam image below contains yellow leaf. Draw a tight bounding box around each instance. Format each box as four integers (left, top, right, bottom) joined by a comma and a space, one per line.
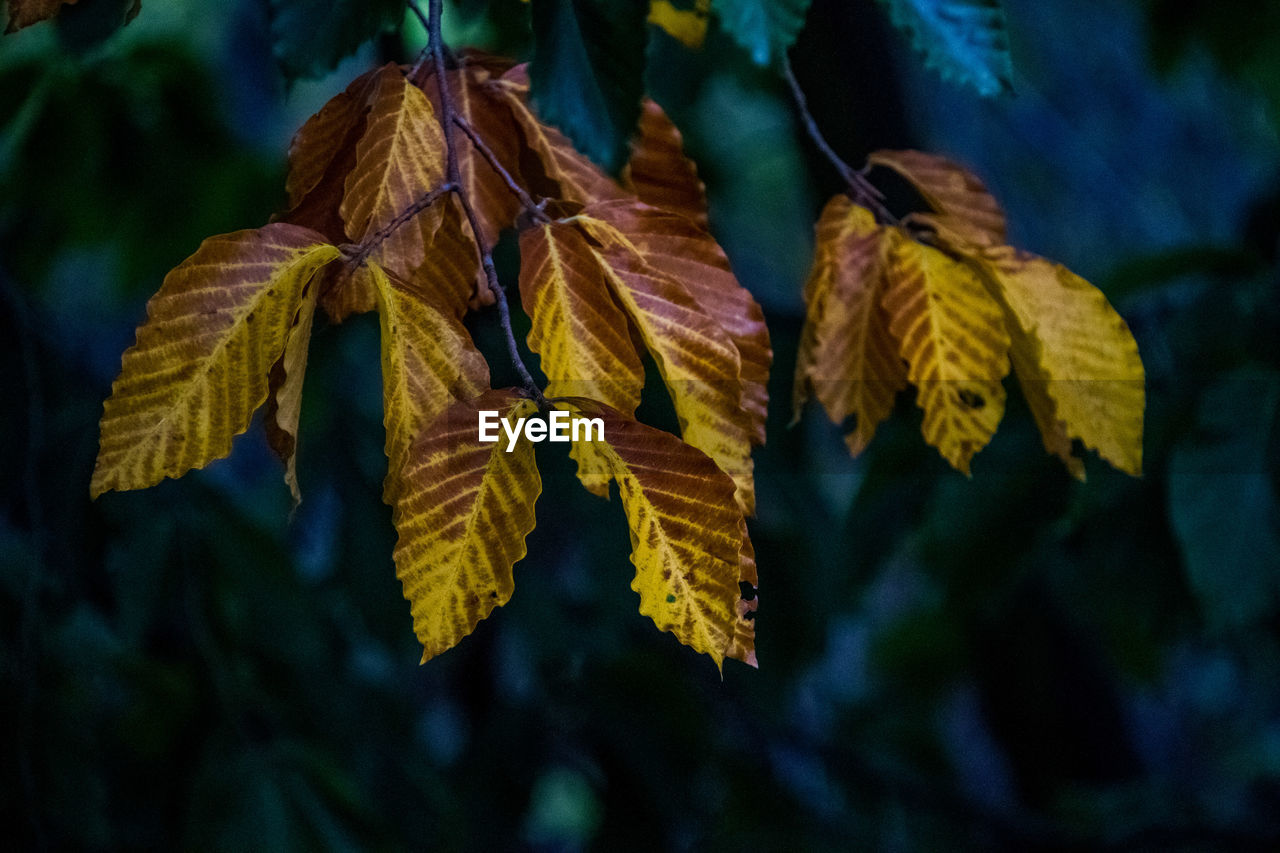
574, 204, 760, 513
341, 64, 448, 278
391, 390, 541, 662
975, 246, 1145, 476
518, 220, 646, 413
264, 280, 320, 505
869, 150, 1007, 247
880, 230, 1011, 473
794, 196, 906, 456
370, 262, 490, 495
563, 402, 750, 669
648, 0, 709, 48
91, 225, 339, 497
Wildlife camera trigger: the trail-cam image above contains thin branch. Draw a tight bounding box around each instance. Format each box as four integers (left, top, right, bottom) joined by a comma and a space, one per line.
406, 0, 433, 85
345, 181, 457, 269
781, 56, 898, 225
426, 0, 544, 404
452, 114, 550, 223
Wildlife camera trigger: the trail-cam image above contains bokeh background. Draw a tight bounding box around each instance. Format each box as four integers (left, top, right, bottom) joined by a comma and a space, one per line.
3, 0, 1279, 849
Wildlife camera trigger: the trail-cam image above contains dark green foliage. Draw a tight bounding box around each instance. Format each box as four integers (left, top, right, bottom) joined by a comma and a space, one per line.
876, 0, 1013, 96
268, 0, 406, 79
711, 0, 812, 66
529, 0, 649, 174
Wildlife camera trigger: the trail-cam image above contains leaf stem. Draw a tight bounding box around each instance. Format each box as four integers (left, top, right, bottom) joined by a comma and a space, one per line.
425, 0, 545, 404
452, 114, 551, 223
781, 56, 898, 225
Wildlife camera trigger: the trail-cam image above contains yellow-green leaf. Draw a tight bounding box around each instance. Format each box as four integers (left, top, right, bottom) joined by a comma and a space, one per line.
976, 246, 1145, 476
564, 401, 750, 669
880, 230, 1011, 473
91, 225, 339, 498
518, 219, 646, 412
794, 196, 906, 455
370, 261, 490, 495
341, 63, 448, 277
391, 390, 541, 662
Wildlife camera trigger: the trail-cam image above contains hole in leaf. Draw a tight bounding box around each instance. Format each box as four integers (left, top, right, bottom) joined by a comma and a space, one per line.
958, 389, 985, 409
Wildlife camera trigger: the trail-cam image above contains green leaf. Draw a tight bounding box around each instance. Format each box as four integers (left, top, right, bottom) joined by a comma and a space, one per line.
529, 0, 649, 174
1168, 369, 1280, 632
876, 0, 1013, 97
268, 0, 405, 80
710, 0, 811, 66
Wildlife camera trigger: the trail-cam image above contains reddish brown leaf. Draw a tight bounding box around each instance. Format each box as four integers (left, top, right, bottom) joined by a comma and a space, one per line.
5, 0, 77, 33
869, 149, 1007, 247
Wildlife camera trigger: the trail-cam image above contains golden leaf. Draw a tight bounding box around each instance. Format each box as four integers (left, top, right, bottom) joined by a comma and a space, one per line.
91, 225, 339, 497
880, 230, 1011, 473
975, 246, 1145, 476
370, 262, 490, 495
574, 205, 760, 513
340, 64, 448, 278
794, 196, 907, 456
648, 0, 709, 48
869, 149, 1007, 248
518, 220, 646, 412
563, 402, 750, 669
391, 390, 541, 662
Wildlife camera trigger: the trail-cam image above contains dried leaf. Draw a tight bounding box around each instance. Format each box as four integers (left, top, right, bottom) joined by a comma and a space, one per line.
391, 390, 541, 662
264, 278, 321, 505
92, 225, 339, 497
795, 197, 906, 455
869, 149, 1006, 247
4, 0, 78, 34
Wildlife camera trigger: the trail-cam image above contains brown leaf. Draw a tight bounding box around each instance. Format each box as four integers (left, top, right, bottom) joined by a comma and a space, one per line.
341, 63, 448, 279
869, 150, 1007, 248
795, 196, 907, 456
5, 0, 77, 33
627, 100, 709, 228
264, 278, 321, 505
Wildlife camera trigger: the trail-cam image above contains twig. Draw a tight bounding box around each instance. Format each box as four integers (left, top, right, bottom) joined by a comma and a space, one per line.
781, 56, 898, 225
346, 182, 457, 269
426, 0, 544, 404
406, 0, 433, 84
452, 114, 550, 223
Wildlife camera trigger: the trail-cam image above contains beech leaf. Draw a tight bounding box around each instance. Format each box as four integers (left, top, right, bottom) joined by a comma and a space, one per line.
880, 229, 1010, 473
711, 0, 812, 66
264, 278, 321, 505
875, 0, 1013, 97
91, 225, 339, 498
868, 149, 1006, 247
564, 401, 753, 669
794, 197, 906, 456
4, 0, 77, 33
391, 391, 541, 662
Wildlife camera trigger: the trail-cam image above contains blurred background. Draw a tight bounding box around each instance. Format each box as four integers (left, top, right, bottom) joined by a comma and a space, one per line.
2, 0, 1279, 849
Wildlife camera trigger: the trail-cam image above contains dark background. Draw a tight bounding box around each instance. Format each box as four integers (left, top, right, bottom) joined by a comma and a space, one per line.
3, 0, 1279, 849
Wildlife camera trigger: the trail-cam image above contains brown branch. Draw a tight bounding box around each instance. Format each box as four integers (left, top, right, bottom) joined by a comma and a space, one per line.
426, 0, 544, 404
452, 114, 551, 223
345, 181, 457, 269
781, 56, 898, 225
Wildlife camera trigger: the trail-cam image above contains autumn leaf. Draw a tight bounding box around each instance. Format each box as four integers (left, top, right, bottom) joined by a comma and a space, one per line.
390, 390, 541, 663
563, 401, 752, 668
794, 197, 906, 456
573, 202, 763, 513
869, 149, 1006, 247
91, 225, 339, 497
880, 229, 1010, 473
4, 0, 77, 33
341, 63, 449, 278
370, 261, 490, 494
518, 219, 646, 412
648, 0, 709, 49
264, 278, 321, 505
627, 99, 709, 228
583, 200, 768, 441
973, 246, 1145, 476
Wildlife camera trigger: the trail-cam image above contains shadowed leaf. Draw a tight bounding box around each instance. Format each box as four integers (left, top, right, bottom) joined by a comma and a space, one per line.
264, 280, 321, 504
711, 0, 811, 66
869, 149, 1006, 246
4, 0, 77, 33
875, 0, 1013, 96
